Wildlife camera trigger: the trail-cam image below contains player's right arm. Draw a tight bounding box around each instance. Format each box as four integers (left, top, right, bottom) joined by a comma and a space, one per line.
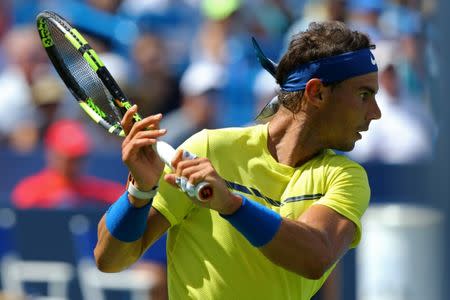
95, 207, 170, 272
94, 106, 170, 272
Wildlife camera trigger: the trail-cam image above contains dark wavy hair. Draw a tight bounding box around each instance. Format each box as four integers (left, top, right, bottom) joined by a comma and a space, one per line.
276, 21, 375, 113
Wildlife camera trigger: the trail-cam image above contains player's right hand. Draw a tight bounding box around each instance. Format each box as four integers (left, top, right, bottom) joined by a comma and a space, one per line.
121, 105, 166, 191
165, 149, 243, 215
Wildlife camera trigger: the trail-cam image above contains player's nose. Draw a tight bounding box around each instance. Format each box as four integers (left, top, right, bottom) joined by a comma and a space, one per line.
368, 98, 381, 121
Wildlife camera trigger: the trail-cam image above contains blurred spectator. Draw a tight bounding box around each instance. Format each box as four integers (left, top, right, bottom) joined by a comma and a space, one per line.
70, 2, 131, 85
119, 0, 201, 73
120, 0, 192, 15
0, 25, 50, 152
348, 40, 436, 164
160, 61, 225, 147
6, 74, 69, 152
87, 0, 123, 14
0, 0, 12, 39
241, 0, 296, 40
379, 1, 422, 39
397, 31, 427, 98
12, 119, 124, 209
191, 0, 242, 64
379, 2, 427, 97
30, 75, 67, 139
126, 32, 180, 117
83, 32, 130, 87
0, 0, 12, 70
347, 0, 385, 42
187, 0, 262, 126
284, 0, 346, 49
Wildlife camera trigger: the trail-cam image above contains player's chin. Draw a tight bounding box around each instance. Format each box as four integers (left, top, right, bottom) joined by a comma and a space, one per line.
334, 139, 357, 152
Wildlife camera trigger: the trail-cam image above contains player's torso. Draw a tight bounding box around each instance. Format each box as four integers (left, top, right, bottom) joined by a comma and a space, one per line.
209, 125, 331, 219
167, 125, 333, 299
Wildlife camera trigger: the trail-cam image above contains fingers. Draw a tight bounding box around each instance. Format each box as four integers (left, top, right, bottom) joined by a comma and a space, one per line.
165, 151, 220, 203
170, 149, 209, 180
164, 173, 211, 201
174, 155, 213, 187
122, 129, 166, 163
166, 151, 206, 187
167, 149, 216, 200
179, 163, 208, 184
164, 173, 178, 187
170, 149, 184, 169
121, 106, 165, 163
121, 105, 163, 139
122, 128, 167, 151
121, 104, 138, 136
127, 113, 163, 141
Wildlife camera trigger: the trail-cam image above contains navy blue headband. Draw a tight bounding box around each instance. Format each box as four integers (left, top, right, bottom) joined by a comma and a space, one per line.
252, 38, 378, 92
282, 48, 378, 92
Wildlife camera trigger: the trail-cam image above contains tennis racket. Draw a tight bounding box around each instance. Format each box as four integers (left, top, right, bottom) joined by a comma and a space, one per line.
36, 11, 212, 201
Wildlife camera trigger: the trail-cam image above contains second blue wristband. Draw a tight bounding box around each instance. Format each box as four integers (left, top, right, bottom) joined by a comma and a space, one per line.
220, 195, 282, 247
105, 191, 152, 242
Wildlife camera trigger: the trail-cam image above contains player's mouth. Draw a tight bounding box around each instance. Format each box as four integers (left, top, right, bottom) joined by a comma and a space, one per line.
356, 126, 369, 139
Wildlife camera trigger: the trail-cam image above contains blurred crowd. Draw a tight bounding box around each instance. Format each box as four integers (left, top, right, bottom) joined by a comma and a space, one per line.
0, 0, 439, 163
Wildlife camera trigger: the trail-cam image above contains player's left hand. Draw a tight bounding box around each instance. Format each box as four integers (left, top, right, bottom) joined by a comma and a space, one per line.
164, 149, 242, 215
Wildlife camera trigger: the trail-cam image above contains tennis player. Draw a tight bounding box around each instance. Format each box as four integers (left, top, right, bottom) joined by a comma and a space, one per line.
95, 21, 381, 299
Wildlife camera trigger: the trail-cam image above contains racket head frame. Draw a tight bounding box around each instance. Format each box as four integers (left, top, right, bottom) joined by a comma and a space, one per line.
36, 11, 139, 137
36, 11, 213, 201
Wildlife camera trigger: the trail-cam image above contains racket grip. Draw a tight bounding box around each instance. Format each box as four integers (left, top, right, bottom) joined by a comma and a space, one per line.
153, 141, 176, 167
181, 150, 213, 201
153, 141, 213, 201
189, 181, 213, 202
177, 178, 213, 202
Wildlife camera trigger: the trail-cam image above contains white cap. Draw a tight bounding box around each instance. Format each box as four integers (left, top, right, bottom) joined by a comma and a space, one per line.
180, 61, 226, 96
372, 40, 399, 71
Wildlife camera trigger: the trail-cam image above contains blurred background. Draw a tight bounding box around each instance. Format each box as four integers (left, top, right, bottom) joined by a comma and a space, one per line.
0, 0, 448, 299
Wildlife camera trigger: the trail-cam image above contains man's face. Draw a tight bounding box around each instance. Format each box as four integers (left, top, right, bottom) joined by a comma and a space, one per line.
48, 151, 86, 180
320, 72, 381, 151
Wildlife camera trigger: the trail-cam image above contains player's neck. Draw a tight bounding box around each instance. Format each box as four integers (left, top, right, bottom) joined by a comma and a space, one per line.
268, 107, 324, 167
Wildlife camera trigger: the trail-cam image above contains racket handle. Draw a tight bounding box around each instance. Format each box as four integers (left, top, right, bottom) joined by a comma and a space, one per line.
177, 178, 213, 202
152, 141, 213, 201
153, 141, 176, 167
189, 181, 213, 202
180, 150, 213, 201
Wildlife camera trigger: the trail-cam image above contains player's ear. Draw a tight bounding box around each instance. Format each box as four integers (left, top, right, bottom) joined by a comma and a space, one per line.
304, 79, 324, 107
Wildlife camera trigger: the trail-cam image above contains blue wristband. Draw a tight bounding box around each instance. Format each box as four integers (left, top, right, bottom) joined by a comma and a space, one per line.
105, 191, 152, 242
220, 195, 282, 247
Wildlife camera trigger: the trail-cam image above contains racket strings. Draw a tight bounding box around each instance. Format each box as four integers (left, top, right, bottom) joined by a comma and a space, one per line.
46, 20, 122, 126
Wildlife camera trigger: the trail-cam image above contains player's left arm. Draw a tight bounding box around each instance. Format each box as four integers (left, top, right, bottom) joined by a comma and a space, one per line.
259, 204, 355, 280
259, 160, 368, 279
165, 152, 366, 279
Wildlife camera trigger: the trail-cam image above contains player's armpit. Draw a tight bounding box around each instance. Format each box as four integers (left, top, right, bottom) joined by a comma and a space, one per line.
140, 207, 171, 252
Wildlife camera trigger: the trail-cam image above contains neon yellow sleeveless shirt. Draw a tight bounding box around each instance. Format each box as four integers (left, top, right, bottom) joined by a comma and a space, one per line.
152, 124, 370, 299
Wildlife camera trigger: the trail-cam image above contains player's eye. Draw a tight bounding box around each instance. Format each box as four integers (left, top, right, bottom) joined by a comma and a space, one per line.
359, 92, 370, 101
